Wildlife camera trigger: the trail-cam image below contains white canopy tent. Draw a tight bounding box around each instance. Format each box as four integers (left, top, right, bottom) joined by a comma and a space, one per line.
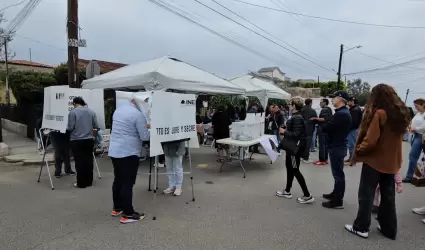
81, 56, 245, 95
230, 73, 291, 108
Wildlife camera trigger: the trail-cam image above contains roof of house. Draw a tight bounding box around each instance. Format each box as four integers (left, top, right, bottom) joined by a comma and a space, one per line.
258, 67, 285, 75
0, 60, 55, 69
78, 59, 127, 73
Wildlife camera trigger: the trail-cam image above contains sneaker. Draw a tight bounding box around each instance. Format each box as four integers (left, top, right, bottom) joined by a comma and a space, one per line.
313, 161, 327, 166
412, 206, 425, 215
65, 171, 76, 176
276, 190, 292, 199
322, 192, 334, 200
302, 159, 313, 164
297, 196, 315, 204
111, 209, 123, 217
402, 178, 412, 183
422, 219, 425, 224
310, 149, 317, 152
325, 160, 329, 164
120, 212, 145, 224
322, 200, 344, 209
155, 163, 165, 168
55, 173, 62, 178
344, 224, 368, 239
163, 187, 175, 195
174, 188, 182, 196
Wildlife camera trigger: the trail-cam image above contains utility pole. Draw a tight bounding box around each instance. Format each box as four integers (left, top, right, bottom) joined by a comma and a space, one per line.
67, 0, 79, 88
4, 36, 10, 105
336, 44, 343, 89
404, 89, 410, 103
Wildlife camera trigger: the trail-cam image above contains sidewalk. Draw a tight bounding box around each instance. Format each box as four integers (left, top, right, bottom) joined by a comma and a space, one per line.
2, 129, 53, 165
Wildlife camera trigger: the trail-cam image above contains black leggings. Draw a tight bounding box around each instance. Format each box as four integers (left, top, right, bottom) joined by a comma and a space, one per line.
285, 152, 311, 197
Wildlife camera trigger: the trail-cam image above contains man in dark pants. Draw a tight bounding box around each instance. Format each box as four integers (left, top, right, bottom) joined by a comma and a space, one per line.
345, 97, 362, 165
320, 91, 352, 209
109, 98, 150, 224
67, 97, 98, 188
50, 131, 75, 178
300, 98, 317, 163
312, 99, 333, 166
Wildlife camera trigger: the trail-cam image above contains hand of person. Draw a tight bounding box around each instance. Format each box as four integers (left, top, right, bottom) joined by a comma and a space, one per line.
310, 117, 317, 120
316, 118, 325, 121
396, 184, 403, 193
279, 127, 285, 134
146, 124, 151, 129
410, 127, 416, 132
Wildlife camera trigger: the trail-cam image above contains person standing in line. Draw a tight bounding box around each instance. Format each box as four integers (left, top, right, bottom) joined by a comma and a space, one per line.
321, 91, 352, 209
269, 105, 284, 153
344, 84, 410, 240
109, 98, 150, 224
67, 97, 98, 189
312, 99, 333, 166
275, 97, 314, 204
247, 104, 260, 153
212, 105, 232, 162
300, 98, 318, 163
345, 97, 363, 165
50, 130, 75, 178
403, 98, 425, 183
403, 107, 415, 141
162, 140, 186, 196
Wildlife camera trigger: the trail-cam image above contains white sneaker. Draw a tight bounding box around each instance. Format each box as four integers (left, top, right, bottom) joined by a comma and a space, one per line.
302, 159, 313, 164
412, 206, 425, 215
174, 188, 182, 196
344, 224, 369, 239
422, 219, 425, 224
163, 187, 175, 195
297, 196, 315, 204
155, 163, 165, 168
276, 190, 292, 199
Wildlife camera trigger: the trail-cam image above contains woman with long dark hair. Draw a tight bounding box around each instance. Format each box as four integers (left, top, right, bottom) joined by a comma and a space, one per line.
345, 84, 410, 240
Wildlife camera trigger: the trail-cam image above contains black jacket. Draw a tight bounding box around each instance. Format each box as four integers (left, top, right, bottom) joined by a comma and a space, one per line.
322, 106, 352, 148
300, 105, 317, 136
270, 112, 284, 131
317, 107, 333, 135
349, 105, 362, 130
283, 113, 306, 152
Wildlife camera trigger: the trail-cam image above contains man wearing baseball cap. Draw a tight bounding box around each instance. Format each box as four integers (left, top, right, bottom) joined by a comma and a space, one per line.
315, 90, 352, 209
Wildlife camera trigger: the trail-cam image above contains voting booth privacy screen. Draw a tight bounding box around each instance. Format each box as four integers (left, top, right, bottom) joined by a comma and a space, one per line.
149, 91, 198, 156
42, 86, 105, 132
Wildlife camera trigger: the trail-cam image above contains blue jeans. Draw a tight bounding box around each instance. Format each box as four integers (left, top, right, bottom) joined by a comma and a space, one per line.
405, 133, 423, 180
274, 130, 280, 153
329, 146, 347, 201
347, 129, 358, 155
311, 127, 317, 151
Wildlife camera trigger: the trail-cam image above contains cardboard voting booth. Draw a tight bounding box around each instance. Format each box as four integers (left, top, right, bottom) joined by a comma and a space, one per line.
42, 86, 105, 132
38, 86, 105, 190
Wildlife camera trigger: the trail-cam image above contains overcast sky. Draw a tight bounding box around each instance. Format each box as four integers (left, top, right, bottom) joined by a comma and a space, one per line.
1, 0, 425, 104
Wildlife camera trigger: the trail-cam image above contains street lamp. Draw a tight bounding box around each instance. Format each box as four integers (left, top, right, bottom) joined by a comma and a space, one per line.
337, 44, 362, 87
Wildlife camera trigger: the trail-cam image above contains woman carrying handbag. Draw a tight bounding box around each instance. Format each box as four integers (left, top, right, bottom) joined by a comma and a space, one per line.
275, 97, 314, 204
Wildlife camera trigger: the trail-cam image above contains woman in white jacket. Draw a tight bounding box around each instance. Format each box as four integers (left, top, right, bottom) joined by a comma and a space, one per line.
162, 140, 186, 196
403, 98, 425, 183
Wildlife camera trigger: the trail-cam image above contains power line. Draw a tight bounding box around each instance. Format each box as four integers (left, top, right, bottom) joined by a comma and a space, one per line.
344, 56, 425, 75
229, 0, 425, 29
6, 0, 41, 33
353, 51, 425, 71
211, 0, 316, 61
193, 0, 334, 73
14, 33, 66, 51
0, 0, 28, 13
150, 0, 333, 79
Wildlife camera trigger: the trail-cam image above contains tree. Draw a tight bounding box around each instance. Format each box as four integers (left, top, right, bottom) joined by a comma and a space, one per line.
0, 12, 15, 61
347, 78, 371, 106
54, 63, 86, 86
319, 81, 347, 97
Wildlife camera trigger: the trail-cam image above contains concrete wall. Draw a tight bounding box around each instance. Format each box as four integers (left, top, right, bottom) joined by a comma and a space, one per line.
1, 118, 28, 138
285, 87, 321, 98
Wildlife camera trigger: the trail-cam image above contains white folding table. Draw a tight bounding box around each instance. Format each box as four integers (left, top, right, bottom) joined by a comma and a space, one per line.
216, 134, 275, 178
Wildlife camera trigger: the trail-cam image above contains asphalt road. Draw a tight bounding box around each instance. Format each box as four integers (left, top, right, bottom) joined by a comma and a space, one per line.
1, 142, 425, 250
